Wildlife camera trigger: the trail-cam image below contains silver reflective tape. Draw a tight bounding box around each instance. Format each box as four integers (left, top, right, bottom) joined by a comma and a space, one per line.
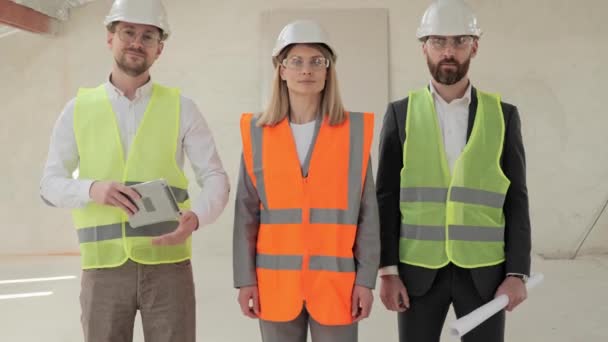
260, 209, 302, 224
450, 187, 505, 208
256, 254, 302, 270
400, 187, 448, 203
400, 224, 446, 241
250, 117, 269, 209
347, 112, 364, 210
78, 221, 179, 243
309, 256, 356, 272
77, 223, 122, 243
310, 209, 355, 225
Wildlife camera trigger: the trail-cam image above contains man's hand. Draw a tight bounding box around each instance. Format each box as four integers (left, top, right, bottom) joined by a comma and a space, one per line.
151, 211, 199, 245
351, 285, 373, 323
495, 276, 527, 312
238, 285, 260, 319
89, 181, 141, 215
380, 275, 410, 312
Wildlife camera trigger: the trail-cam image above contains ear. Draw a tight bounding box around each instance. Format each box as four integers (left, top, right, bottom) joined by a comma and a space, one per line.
156, 41, 164, 58
470, 39, 479, 59
421, 41, 429, 58
279, 65, 286, 81
107, 31, 114, 50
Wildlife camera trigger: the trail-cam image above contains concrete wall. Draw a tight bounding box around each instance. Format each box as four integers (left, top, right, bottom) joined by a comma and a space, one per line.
0, 0, 606, 258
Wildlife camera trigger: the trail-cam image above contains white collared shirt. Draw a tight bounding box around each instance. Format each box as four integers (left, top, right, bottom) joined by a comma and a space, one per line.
40, 79, 230, 228
430, 81, 472, 173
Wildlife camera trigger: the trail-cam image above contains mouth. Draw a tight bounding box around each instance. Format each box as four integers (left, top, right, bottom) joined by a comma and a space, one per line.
298, 80, 316, 84
126, 51, 145, 58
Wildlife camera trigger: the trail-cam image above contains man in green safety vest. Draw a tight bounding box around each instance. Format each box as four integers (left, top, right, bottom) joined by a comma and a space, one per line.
376, 1, 532, 341
40, 1, 229, 341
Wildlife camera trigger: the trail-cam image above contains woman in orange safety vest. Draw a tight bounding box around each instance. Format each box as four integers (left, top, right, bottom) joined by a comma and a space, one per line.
232, 20, 380, 342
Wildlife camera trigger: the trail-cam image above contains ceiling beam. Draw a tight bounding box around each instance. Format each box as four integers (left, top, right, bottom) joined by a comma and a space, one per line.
0, 0, 56, 34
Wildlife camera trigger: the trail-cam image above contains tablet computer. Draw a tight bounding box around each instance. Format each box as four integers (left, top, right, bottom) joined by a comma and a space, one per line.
127, 179, 181, 228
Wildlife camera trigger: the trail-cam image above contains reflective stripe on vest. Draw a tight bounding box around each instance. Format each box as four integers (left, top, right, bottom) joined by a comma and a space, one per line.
399, 88, 509, 269
256, 254, 356, 272
71, 83, 191, 269
240, 111, 373, 325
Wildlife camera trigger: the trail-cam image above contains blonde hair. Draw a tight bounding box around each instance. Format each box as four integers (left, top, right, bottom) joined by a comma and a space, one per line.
257, 43, 346, 126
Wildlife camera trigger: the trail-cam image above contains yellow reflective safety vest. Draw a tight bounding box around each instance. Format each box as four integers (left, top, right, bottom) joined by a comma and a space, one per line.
72, 83, 191, 269
400, 87, 510, 268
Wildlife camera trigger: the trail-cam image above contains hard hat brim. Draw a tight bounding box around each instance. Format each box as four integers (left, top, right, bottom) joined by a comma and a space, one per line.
272, 42, 336, 59
104, 13, 170, 40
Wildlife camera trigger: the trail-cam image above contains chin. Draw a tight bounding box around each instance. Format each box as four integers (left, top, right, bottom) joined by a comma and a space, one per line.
294, 86, 323, 95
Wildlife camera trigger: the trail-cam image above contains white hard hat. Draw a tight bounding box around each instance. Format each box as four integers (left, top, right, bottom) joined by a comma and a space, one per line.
416, 0, 482, 39
104, 0, 171, 40
272, 20, 336, 58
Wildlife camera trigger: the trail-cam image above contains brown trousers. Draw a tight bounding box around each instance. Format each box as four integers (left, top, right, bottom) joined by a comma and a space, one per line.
80, 259, 196, 342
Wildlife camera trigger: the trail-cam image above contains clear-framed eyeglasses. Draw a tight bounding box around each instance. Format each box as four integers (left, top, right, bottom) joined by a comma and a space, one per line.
281, 56, 330, 71
426, 36, 475, 50
117, 27, 162, 48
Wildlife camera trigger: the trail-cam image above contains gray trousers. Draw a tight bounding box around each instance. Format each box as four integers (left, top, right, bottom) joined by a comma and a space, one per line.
259, 306, 358, 342
80, 259, 196, 342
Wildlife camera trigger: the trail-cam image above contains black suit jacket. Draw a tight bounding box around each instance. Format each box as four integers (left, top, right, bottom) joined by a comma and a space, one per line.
376, 87, 532, 301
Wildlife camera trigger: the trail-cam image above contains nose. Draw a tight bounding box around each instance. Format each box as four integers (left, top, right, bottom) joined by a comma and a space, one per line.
129, 37, 145, 49
441, 45, 455, 59
299, 65, 313, 75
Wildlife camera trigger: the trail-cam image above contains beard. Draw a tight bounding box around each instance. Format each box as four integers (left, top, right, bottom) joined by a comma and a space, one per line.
116, 48, 151, 77
427, 56, 470, 85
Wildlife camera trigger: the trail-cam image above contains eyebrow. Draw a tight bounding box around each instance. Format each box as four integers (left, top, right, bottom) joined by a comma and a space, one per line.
121, 25, 157, 34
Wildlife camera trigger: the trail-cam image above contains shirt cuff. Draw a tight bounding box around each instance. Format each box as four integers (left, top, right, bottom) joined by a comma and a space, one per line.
79, 180, 95, 205
379, 266, 399, 276
190, 208, 203, 230
506, 272, 529, 277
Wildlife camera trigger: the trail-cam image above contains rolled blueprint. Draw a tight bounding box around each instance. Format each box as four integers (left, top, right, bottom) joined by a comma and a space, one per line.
448, 273, 544, 338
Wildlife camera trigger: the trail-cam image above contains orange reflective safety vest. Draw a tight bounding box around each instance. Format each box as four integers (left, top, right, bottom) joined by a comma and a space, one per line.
240, 112, 374, 325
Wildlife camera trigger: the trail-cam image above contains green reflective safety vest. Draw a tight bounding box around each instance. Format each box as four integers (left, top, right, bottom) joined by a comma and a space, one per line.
399, 87, 510, 269
72, 83, 191, 269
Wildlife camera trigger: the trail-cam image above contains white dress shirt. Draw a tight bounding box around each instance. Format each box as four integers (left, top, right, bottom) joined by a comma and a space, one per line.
40, 79, 230, 228
380, 82, 472, 276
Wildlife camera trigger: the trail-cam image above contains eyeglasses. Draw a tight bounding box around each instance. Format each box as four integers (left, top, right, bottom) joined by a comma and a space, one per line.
117, 27, 161, 48
426, 36, 474, 50
281, 56, 330, 71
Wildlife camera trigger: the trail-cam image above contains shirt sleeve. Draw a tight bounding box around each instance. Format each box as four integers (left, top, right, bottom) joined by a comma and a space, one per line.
180, 97, 230, 228
40, 98, 94, 208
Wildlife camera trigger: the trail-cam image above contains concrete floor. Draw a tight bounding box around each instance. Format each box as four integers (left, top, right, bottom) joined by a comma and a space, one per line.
1, 252, 606, 341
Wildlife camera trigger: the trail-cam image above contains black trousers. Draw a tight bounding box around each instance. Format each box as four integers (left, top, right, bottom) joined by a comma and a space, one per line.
398, 263, 505, 342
